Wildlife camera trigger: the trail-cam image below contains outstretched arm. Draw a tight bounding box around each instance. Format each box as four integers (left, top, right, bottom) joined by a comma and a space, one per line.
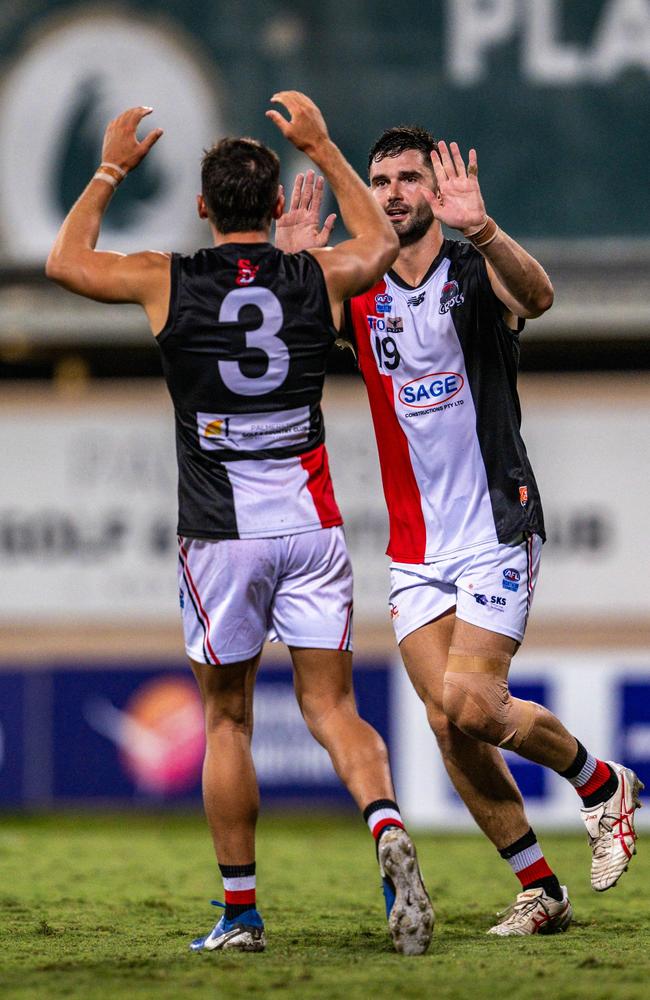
46, 106, 171, 333
267, 92, 398, 323
424, 140, 553, 320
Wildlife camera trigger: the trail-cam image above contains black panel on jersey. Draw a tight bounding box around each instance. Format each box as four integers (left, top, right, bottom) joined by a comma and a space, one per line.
156, 243, 337, 539
444, 239, 546, 543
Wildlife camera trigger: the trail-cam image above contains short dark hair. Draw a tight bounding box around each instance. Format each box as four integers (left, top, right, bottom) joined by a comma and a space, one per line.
367, 126, 439, 174
201, 137, 280, 234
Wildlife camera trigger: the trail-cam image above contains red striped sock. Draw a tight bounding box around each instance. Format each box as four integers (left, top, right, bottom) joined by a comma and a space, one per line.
363, 798, 405, 842
219, 862, 256, 921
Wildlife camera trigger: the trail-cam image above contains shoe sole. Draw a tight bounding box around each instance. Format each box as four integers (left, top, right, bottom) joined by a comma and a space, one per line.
593, 770, 644, 892
379, 830, 435, 956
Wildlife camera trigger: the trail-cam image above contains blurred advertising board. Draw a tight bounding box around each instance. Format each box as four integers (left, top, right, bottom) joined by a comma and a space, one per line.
0, 661, 389, 808
0, 0, 648, 259
1, 653, 648, 829
393, 651, 650, 829
0, 380, 648, 626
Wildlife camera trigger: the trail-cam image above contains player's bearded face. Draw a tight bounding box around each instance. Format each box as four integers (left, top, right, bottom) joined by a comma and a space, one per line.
387, 196, 435, 247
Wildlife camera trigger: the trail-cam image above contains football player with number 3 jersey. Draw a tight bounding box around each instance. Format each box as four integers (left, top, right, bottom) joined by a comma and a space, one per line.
339, 127, 641, 935
46, 96, 434, 956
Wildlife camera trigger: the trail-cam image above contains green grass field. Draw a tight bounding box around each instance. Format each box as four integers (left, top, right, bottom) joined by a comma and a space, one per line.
1, 812, 648, 1000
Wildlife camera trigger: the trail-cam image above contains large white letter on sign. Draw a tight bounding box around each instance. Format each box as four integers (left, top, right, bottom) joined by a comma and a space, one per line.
524, 0, 587, 83
447, 0, 517, 84
591, 0, 650, 81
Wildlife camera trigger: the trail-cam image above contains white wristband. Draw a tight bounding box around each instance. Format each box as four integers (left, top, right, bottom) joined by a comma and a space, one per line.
93, 170, 119, 189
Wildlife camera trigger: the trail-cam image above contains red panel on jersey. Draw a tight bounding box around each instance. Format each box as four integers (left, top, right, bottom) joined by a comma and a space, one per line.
300, 444, 343, 528
350, 287, 427, 562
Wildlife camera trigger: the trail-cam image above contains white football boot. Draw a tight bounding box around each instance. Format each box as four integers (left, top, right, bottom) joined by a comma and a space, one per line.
487, 885, 572, 937
580, 761, 644, 891
378, 827, 435, 955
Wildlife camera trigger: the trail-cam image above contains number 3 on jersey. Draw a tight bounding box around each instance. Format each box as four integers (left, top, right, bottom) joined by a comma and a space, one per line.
218, 287, 289, 396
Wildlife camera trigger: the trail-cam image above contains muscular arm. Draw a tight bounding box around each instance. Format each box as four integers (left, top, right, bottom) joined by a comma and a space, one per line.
473, 227, 553, 321
45, 106, 171, 335
267, 92, 398, 325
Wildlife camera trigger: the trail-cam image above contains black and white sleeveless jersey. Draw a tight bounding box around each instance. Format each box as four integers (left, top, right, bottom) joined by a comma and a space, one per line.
156, 243, 342, 539
346, 239, 545, 563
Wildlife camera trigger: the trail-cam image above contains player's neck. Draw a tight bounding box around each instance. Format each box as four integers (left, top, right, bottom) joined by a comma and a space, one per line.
212, 228, 271, 246
392, 227, 444, 287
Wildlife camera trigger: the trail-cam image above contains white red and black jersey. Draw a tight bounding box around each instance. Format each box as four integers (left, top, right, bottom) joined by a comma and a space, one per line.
345, 239, 544, 563
157, 244, 342, 539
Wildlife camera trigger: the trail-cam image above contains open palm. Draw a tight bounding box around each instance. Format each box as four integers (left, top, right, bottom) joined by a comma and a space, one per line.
423, 140, 486, 234
275, 170, 336, 253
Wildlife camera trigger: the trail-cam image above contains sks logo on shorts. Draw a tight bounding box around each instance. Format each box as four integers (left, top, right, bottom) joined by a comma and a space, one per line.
439, 280, 465, 313
399, 372, 464, 408
236, 259, 260, 286
375, 292, 393, 313
503, 568, 521, 592
474, 593, 507, 610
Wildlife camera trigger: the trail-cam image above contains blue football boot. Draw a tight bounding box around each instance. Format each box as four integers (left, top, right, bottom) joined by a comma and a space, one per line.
190, 901, 266, 953
378, 828, 434, 955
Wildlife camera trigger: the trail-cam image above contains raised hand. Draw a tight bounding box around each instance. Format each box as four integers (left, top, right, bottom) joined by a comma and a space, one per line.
266, 91, 330, 156
275, 170, 337, 253
424, 140, 487, 234
101, 107, 164, 175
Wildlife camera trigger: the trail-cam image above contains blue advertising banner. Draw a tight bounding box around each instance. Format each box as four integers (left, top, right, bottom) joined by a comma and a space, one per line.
0, 673, 24, 804
43, 662, 390, 805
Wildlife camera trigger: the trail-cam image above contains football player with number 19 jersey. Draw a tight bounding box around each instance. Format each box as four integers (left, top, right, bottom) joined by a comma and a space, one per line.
342, 127, 642, 936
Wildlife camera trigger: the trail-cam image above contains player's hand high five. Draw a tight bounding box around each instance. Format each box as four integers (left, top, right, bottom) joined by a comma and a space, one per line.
275, 170, 337, 253
266, 91, 330, 156
423, 140, 487, 235
101, 106, 164, 175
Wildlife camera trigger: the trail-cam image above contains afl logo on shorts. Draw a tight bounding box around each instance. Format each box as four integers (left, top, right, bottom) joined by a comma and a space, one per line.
398, 372, 464, 408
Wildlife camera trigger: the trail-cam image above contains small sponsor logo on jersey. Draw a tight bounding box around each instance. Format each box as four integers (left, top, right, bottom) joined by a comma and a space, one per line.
389, 602, 400, 620
375, 292, 393, 313
204, 417, 230, 438
519, 485, 529, 507
407, 291, 426, 307
439, 279, 465, 313
367, 315, 386, 331
399, 371, 464, 409
236, 258, 260, 286
503, 568, 520, 592
387, 316, 404, 333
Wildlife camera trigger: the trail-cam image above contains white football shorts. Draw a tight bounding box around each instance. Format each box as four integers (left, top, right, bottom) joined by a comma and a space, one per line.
177, 525, 353, 665
388, 534, 543, 645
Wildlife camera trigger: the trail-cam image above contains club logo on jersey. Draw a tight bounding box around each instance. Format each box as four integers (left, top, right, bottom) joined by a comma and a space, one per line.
407, 291, 426, 307
236, 258, 260, 286
375, 292, 393, 313
398, 371, 464, 409
519, 485, 529, 507
439, 279, 465, 313
503, 568, 521, 592
387, 316, 404, 333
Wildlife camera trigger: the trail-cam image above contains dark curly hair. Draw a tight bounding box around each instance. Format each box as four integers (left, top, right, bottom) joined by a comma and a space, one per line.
367, 126, 439, 174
